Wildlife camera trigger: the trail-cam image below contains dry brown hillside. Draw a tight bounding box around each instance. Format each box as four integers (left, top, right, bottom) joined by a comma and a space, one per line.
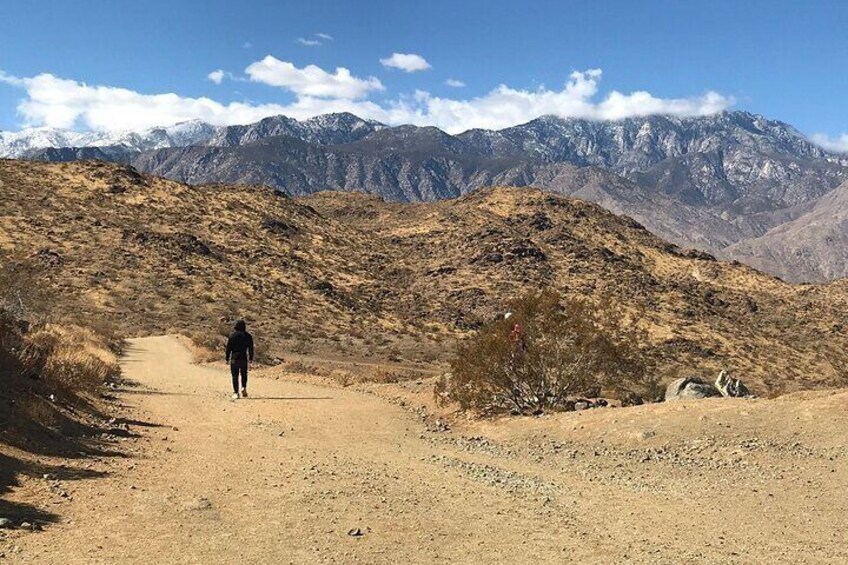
1, 159, 846, 396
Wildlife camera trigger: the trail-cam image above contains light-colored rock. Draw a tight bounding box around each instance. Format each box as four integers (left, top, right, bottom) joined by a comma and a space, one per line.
715, 370, 752, 398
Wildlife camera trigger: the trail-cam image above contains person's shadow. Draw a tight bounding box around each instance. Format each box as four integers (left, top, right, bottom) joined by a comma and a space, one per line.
239, 396, 333, 401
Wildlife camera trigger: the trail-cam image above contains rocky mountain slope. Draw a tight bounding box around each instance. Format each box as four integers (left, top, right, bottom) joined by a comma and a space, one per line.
491, 112, 846, 212
207, 112, 384, 147
1, 159, 846, 396
726, 180, 848, 281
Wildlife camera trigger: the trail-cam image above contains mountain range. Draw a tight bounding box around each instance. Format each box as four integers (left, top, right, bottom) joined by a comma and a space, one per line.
4, 110, 847, 282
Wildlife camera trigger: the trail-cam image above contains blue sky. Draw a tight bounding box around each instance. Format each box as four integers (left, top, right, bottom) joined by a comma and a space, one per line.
0, 0, 846, 147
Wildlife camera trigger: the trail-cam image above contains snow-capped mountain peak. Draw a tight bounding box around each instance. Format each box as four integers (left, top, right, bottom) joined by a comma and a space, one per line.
0, 120, 218, 158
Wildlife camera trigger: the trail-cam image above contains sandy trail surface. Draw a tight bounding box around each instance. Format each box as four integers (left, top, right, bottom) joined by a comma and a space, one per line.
5, 336, 848, 564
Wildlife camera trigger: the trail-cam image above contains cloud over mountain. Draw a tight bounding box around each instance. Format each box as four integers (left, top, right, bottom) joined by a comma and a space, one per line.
0, 63, 733, 134
245, 56, 384, 98
811, 133, 848, 153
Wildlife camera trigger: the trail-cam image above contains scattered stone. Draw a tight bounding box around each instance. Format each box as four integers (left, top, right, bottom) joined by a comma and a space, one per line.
620, 392, 644, 407
19, 522, 31, 531
0, 518, 14, 529
425, 418, 451, 432
347, 528, 364, 537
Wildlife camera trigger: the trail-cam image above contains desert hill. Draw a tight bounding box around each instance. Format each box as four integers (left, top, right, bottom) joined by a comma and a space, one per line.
1, 159, 846, 396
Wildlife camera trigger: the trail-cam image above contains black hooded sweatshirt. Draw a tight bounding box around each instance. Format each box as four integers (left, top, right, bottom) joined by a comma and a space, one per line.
226, 329, 254, 364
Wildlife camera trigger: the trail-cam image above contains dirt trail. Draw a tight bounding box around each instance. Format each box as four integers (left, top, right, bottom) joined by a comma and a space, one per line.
6, 336, 848, 564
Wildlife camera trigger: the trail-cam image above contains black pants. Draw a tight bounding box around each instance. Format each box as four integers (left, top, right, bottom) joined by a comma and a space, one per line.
230, 361, 248, 393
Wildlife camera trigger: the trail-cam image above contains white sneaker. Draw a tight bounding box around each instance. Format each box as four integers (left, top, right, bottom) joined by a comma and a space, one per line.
231, 392, 239, 400
240, 389, 248, 398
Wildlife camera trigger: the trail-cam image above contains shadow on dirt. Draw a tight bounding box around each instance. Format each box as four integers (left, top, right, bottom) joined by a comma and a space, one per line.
239, 396, 334, 401
0, 452, 108, 524
0, 376, 161, 525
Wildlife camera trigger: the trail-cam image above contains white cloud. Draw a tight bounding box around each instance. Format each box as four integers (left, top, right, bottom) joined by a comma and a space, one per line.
0, 66, 734, 134
207, 69, 225, 84
245, 56, 383, 99
810, 133, 848, 153
0, 71, 23, 87
380, 53, 431, 73
445, 78, 465, 88
380, 69, 733, 132
297, 33, 333, 47
0, 71, 300, 130
296, 37, 322, 47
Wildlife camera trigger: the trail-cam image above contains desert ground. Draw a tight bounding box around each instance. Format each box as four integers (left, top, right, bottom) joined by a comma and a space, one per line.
1, 335, 846, 564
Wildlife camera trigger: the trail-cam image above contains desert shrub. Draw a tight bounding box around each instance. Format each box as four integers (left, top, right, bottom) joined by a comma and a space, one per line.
438, 290, 657, 414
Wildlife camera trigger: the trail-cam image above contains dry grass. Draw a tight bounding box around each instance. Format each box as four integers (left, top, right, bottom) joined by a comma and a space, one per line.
0, 310, 121, 439
18, 323, 120, 394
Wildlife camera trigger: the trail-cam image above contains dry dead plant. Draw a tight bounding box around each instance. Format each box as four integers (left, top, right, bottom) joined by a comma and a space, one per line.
439, 290, 658, 414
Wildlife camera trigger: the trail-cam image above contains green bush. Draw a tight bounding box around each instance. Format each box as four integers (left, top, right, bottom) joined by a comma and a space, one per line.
438, 290, 657, 414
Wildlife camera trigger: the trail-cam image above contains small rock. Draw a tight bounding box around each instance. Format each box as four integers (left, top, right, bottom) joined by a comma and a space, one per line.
19, 522, 31, 530
0, 518, 15, 529
347, 528, 364, 537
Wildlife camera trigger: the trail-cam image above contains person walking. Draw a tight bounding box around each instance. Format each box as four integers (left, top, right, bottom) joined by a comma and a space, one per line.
225, 320, 254, 400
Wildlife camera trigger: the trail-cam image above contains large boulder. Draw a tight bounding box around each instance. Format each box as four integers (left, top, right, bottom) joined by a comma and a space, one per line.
665, 376, 722, 401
